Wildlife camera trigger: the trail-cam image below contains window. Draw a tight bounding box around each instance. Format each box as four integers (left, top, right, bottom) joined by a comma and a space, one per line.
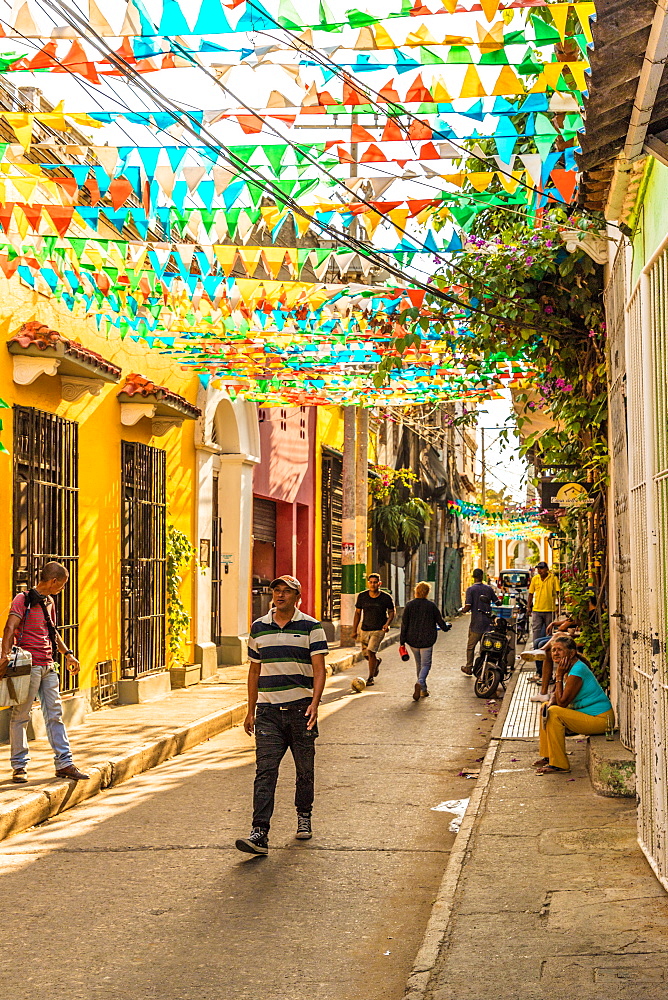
120, 442, 166, 678
12, 406, 79, 693
299, 406, 307, 440
280, 408, 287, 432
321, 452, 343, 621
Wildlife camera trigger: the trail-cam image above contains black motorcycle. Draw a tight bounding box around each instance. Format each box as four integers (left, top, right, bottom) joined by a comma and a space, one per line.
473, 615, 516, 698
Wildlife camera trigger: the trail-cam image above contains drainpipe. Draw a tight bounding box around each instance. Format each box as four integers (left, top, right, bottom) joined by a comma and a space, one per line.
605, 0, 668, 220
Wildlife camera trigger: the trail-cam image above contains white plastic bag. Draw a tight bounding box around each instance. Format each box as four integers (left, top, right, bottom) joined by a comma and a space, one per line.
0, 647, 33, 707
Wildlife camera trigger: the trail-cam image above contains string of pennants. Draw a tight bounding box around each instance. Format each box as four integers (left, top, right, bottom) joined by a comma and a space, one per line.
0, 0, 595, 38
0, 0, 590, 405
447, 498, 551, 538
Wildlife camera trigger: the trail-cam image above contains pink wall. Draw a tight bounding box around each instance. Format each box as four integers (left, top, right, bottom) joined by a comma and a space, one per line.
254, 407, 316, 615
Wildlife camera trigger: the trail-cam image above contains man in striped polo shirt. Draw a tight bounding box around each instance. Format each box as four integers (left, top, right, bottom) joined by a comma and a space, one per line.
236, 575, 328, 856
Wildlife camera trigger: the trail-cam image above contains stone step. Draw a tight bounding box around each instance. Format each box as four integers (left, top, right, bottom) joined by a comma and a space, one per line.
587, 734, 636, 797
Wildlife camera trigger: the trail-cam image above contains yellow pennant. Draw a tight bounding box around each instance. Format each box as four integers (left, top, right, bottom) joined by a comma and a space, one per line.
549, 3, 570, 43
574, 2, 595, 44
460, 65, 487, 99
492, 64, 525, 97
213, 246, 238, 275
479, 0, 500, 23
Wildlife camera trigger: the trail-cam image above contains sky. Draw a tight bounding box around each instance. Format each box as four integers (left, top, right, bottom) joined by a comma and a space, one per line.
476, 390, 528, 504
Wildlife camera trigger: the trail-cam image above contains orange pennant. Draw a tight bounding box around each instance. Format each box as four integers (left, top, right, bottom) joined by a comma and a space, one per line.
381, 118, 404, 141
351, 123, 377, 143
360, 143, 387, 163
405, 74, 433, 103
108, 177, 134, 210
407, 119, 432, 141
44, 205, 74, 237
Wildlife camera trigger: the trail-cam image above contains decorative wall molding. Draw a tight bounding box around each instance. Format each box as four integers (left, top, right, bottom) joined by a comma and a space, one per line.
151, 416, 184, 437
60, 374, 106, 402
12, 354, 60, 385
119, 401, 156, 426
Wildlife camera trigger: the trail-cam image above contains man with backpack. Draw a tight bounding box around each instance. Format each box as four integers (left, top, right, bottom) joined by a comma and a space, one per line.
0, 562, 89, 784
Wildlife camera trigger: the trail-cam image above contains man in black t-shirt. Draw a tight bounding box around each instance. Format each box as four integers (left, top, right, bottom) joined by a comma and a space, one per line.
352, 574, 395, 686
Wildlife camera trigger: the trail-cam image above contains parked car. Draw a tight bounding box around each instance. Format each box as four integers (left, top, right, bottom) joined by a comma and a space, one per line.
498, 568, 531, 593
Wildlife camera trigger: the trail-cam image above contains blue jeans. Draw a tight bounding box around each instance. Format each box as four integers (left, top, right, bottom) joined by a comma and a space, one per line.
410, 646, 433, 690
10, 663, 73, 770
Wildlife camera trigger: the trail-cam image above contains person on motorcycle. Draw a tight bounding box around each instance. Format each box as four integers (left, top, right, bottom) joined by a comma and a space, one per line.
460, 569, 502, 676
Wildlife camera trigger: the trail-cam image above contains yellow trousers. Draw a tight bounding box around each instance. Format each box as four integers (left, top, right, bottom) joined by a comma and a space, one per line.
539, 705, 614, 771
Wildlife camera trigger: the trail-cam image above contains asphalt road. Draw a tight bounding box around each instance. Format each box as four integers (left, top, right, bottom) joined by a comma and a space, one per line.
0, 618, 498, 1000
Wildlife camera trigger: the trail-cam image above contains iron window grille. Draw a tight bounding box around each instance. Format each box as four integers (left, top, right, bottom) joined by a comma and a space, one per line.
321, 451, 343, 622
120, 441, 166, 679
211, 474, 222, 645
12, 406, 79, 694
92, 659, 118, 708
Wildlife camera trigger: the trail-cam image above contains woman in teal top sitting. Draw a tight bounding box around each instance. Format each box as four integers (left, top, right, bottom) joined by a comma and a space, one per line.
534, 634, 614, 775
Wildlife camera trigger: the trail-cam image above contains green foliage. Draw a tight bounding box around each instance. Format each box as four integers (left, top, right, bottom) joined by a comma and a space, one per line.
370, 466, 431, 551
562, 572, 610, 689
166, 524, 195, 662
430, 208, 609, 490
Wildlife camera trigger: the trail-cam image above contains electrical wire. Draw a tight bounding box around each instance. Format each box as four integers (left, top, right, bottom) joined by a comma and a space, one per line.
30, 0, 537, 325
242, 0, 591, 216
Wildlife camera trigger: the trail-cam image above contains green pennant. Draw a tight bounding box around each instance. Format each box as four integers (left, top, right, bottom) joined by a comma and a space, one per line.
277, 0, 302, 29
200, 210, 217, 235
479, 49, 509, 66
531, 14, 561, 45
346, 8, 377, 27
420, 48, 445, 66
226, 209, 242, 240
447, 45, 472, 64
517, 48, 544, 76
264, 144, 289, 176
69, 238, 88, 260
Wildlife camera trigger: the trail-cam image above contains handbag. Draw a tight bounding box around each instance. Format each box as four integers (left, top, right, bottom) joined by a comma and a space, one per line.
0, 646, 33, 707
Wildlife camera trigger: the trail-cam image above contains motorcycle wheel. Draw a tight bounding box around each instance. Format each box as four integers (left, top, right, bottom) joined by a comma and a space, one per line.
474, 660, 502, 698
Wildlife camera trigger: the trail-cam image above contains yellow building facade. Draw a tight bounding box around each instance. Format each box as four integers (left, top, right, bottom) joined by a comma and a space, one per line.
0, 275, 218, 727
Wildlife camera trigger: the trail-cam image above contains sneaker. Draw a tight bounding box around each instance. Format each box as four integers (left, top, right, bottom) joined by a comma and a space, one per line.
366, 677, 375, 686
235, 827, 269, 855
12, 768, 27, 784
460, 665, 473, 676
295, 813, 312, 840
413, 682, 421, 702
420, 688, 430, 698
530, 692, 550, 703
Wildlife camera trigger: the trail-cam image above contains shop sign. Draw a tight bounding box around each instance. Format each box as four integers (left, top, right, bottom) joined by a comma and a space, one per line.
541, 480, 594, 510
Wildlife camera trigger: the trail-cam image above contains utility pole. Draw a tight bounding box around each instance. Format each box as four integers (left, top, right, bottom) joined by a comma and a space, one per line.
340, 112, 363, 645
355, 406, 369, 595
480, 426, 486, 577
341, 406, 357, 645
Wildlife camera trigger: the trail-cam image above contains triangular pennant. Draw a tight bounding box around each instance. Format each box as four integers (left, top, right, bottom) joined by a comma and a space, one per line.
460, 65, 487, 99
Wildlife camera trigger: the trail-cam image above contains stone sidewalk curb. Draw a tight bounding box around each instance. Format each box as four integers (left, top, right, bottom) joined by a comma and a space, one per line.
403, 662, 520, 1000
0, 633, 398, 844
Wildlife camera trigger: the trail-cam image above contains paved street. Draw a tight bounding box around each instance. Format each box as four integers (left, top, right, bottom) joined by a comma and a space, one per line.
0, 619, 497, 1000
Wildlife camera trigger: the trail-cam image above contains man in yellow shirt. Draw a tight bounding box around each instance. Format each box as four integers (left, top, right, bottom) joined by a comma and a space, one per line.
527, 561, 560, 644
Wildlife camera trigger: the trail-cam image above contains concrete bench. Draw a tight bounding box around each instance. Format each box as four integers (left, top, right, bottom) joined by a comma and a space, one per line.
587, 734, 636, 797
